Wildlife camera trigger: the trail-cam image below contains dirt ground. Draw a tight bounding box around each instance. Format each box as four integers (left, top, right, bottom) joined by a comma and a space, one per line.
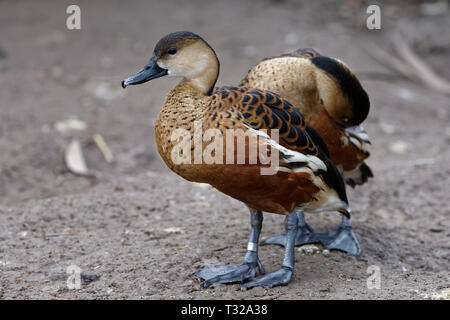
0, 0, 449, 300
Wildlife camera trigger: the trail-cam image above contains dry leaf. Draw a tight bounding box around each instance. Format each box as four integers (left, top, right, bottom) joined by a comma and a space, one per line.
65, 139, 89, 176
55, 118, 87, 133
163, 227, 183, 234
93, 134, 114, 163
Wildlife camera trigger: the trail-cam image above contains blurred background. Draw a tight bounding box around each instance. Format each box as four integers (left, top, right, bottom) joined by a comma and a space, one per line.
0, 0, 448, 299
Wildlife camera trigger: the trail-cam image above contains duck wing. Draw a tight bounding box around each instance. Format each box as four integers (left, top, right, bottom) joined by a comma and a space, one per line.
213, 86, 319, 157
211, 86, 349, 208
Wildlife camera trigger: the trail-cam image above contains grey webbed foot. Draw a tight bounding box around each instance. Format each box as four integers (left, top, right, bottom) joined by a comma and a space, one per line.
314, 217, 361, 256
195, 257, 264, 288
240, 266, 293, 289
196, 209, 265, 288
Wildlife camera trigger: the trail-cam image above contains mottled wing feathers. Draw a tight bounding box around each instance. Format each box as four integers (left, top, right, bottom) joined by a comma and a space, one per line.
212, 86, 318, 156
305, 124, 330, 158
302, 124, 348, 205
215, 86, 349, 210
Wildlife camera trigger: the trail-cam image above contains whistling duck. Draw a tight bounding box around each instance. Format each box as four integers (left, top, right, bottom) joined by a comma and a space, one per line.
240, 48, 372, 255
122, 32, 351, 289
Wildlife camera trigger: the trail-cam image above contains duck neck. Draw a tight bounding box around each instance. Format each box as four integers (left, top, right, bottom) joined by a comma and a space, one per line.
183, 54, 219, 96
163, 81, 210, 118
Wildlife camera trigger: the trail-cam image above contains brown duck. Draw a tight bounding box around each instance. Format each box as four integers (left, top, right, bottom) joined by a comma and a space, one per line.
241, 48, 372, 186
122, 31, 351, 289
240, 48, 372, 255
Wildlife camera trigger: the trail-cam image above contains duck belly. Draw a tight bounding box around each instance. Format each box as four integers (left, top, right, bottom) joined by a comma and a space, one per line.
163, 162, 343, 215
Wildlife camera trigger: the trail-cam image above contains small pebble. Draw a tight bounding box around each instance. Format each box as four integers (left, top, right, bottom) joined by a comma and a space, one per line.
379, 122, 396, 134
55, 118, 87, 133
396, 88, 416, 101
298, 244, 320, 255
18, 231, 28, 239
440, 288, 450, 299
163, 227, 183, 234
389, 140, 409, 154
92, 82, 124, 101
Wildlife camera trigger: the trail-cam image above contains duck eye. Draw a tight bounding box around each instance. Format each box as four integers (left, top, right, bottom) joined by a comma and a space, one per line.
167, 47, 177, 55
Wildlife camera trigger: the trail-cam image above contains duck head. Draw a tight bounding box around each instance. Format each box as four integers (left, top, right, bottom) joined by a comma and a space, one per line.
122, 31, 219, 95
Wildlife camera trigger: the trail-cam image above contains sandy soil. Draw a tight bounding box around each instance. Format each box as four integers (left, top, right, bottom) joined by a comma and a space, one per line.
0, 0, 449, 299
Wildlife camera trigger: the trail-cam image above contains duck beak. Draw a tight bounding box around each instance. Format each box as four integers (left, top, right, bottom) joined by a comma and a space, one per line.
121, 56, 168, 88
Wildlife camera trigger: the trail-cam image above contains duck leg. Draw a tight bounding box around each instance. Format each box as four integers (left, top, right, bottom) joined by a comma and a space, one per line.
195, 209, 265, 288
240, 210, 298, 289
260, 211, 317, 246
261, 212, 361, 256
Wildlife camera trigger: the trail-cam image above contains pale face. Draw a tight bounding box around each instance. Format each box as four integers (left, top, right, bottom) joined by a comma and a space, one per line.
122, 32, 219, 94
157, 41, 217, 81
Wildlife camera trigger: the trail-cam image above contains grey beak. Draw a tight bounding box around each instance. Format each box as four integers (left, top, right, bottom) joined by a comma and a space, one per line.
121, 56, 168, 88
